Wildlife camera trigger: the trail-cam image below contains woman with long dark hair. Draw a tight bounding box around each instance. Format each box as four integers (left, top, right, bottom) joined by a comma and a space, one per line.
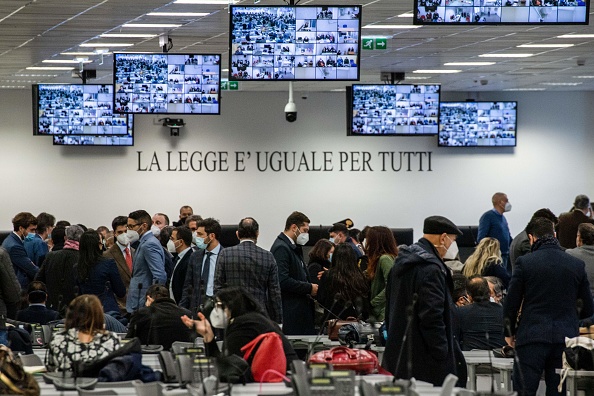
47, 294, 121, 372
365, 226, 398, 321
316, 243, 369, 320
307, 238, 334, 284
75, 230, 126, 315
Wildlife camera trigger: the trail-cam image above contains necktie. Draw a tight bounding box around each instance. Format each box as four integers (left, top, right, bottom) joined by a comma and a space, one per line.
201, 252, 213, 289
124, 247, 132, 273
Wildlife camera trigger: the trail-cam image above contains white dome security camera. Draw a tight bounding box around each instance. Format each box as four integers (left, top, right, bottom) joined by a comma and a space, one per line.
284, 101, 297, 122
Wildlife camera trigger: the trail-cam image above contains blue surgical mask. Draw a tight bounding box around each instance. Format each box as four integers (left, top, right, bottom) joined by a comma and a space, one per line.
25, 233, 36, 241
329, 237, 335, 244
329, 253, 333, 262
194, 236, 209, 250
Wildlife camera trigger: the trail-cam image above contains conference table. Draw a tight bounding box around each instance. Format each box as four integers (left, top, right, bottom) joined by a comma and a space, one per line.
462, 350, 514, 391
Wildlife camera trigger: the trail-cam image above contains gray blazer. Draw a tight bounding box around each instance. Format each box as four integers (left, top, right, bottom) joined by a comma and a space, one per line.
566, 245, 594, 297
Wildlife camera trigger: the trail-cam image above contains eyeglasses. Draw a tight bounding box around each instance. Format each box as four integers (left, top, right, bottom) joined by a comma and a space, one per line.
127, 223, 141, 230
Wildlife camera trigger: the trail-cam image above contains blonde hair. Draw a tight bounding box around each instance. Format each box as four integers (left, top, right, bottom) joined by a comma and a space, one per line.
463, 237, 502, 278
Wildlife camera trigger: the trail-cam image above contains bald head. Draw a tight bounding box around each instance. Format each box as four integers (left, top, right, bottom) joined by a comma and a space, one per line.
492, 192, 507, 205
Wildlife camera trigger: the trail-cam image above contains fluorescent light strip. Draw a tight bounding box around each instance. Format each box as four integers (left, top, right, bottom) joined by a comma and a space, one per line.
444, 62, 495, 66
175, 0, 238, 4
517, 44, 574, 48
573, 75, 594, 79
26, 67, 74, 70
557, 34, 594, 38
80, 43, 134, 47
0, 86, 26, 89
540, 82, 582, 86
413, 69, 461, 73
122, 23, 182, 28
398, 13, 415, 17
479, 53, 533, 58
503, 88, 545, 91
331, 88, 346, 92
61, 52, 111, 56
404, 76, 431, 80
363, 24, 421, 29
42, 59, 92, 64
101, 33, 158, 38
146, 12, 210, 17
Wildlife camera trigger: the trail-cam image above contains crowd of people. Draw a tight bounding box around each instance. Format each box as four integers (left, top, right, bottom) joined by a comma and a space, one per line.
1, 194, 593, 394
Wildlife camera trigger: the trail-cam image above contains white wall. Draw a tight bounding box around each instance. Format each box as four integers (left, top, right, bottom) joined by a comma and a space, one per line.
1, 88, 593, 248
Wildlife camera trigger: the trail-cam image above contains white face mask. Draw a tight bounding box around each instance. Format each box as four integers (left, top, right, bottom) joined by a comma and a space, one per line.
116, 233, 129, 246
329, 237, 336, 244
167, 239, 177, 253
150, 224, 161, 236
504, 202, 512, 212
295, 229, 309, 246
443, 240, 459, 260
126, 230, 140, 244
209, 306, 229, 329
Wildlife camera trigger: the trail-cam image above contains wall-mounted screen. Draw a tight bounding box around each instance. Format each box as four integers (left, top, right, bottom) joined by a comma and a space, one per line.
113, 53, 221, 114
414, 0, 588, 24
349, 84, 441, 135
230, 5, 361, 81
438, 101, 517, 147
52, 115, 134, 146
33, 84, 130, 136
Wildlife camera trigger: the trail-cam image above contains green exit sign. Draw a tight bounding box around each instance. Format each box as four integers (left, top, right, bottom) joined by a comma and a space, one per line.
362, 37, 388, 50
221, 81, 228, 90
229, 81, 239, 90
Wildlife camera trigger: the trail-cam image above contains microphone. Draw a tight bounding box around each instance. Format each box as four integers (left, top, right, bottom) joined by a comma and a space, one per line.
56, 294, 63, 318
394, 293, 418, 382
485, 329, 495, 394
136, 282, 143, 312
305, 294, 344, 361
577, 298, 584, 318
504, 317, 525, 396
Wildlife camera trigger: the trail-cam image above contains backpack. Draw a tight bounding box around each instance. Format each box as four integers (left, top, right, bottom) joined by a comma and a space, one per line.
558, 336, 594, 392
240, 332, 286, 383
0, 345, 40, 396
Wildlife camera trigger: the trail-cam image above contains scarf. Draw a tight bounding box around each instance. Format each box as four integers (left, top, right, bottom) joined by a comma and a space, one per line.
531, 236, 559, 252
64, 240, 80, 251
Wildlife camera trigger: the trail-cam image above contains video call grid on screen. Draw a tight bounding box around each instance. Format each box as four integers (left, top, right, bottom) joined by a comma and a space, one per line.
350, 84, 441, 136
113, 53, 221, 114
438, 101, 517, 147
414, 0, 588, 24
229, 5, 361, 81
52, 114, 134, 146
35, 84, 130, 136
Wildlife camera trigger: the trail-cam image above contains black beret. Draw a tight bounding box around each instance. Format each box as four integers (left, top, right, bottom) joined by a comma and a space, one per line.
423, 216, 462, 236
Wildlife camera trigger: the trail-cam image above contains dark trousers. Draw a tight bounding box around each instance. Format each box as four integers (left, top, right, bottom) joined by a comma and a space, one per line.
513, 342, 565, 396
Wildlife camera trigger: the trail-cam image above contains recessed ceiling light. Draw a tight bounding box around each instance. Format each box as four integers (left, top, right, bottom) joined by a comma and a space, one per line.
479, 53, 533, 58
363, 24, 421, 29
444, 62, 496, 66
573, 75, 594, 78
101, 33, 158, 38
412, 69, 461, 73
557, 34, 594, 38
175, 0, 238, 4
517, 44, 574, 48
398, 13, 415, 17
540, 82, 582, 86
146, 12, 210, 17
79, 43, 134, 47
61, 51, 111, 56
122, 23, 182, 28
503, 88, 546, 91
42, 59, 92, 64
26, 67, 75, 71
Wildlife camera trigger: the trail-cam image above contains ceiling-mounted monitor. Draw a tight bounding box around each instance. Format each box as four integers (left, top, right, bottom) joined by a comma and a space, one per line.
113, 53, 221, 114
229, 5, 361, 81
348, 84, 441, 136
438, 101, 517, 147
33, 84, 130, 136
52, 114, 134, 146
414, 0, 588, 24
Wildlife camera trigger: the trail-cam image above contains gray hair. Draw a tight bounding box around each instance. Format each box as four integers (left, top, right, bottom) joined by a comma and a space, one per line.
574, 195, 590, 210
65, 225, 84, 242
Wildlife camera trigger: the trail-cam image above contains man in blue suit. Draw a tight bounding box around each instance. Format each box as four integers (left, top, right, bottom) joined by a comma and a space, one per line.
126, 210, 166, 313
1, 212, 39, 289
504, 217, 593, 396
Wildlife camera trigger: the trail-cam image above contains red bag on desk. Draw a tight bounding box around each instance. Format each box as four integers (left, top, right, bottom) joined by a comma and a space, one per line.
241, 332, 286, 382
308, 346, 379, 374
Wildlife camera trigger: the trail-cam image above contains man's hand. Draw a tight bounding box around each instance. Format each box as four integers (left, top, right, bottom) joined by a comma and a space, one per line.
310, 283, 318, 296
505, 336, 515, 348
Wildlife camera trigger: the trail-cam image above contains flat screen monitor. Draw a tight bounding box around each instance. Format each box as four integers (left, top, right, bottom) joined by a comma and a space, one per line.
349, 84, 441, 135
33, 84, 130, 136
113, 53, 221, 114
438, 101, 517, 147
414, 0, 588, 24
229, 5, 361, 81
52, 114, 134, 146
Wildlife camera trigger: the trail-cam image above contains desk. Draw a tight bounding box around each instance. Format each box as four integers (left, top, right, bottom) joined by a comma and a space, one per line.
556, 368, 594, 396
462, 351, 513, 391
492, 359, 513, 391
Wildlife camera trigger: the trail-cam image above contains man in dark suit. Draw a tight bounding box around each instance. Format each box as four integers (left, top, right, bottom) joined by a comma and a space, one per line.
0, 248, 21, 346
126, 284, 194, 350
510, 208, 558, 269
556, 194, 594, 249
214, 217, 282, 323
271, 211, 317, 335
179, 218, 222, 316
16, 281, 59, 324
1, 212, 39, 289
504, 217, 593, 396
104, 216, 133, 314
169, 226, 192, 304
126, 210, 167, 312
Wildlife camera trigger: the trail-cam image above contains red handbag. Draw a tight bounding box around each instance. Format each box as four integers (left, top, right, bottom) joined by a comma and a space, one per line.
308, 346, 379, 374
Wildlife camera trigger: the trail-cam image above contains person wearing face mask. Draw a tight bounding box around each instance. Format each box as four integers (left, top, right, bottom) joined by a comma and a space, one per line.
328, 222, 363, 259
24, 212, 55, 267
2, 212, 39, 289
556, 194, 594, 249
151, 213, 169, 234
179, 218, 223, 316
382, 215, 466, 387
125, 210, 166, 313
103, 216, 134, 314
477, 192, 513, 274
270, 211, 317, 335
181, 286, 297, 379
168, 227, 192, 304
